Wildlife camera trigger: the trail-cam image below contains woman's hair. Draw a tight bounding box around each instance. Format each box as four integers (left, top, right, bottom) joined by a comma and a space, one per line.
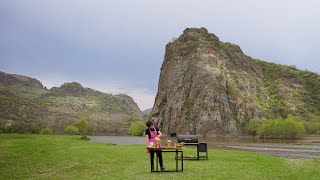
146, 120, 153, 127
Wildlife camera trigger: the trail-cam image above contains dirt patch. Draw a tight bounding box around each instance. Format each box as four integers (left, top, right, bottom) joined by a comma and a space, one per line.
215, 144, 320, 159
223, 145, 320, 153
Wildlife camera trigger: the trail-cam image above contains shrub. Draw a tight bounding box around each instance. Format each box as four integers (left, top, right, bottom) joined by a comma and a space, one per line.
282, 117, 305, 138
64, 125, 79, 135
40, 127, 53, 134
258, 118, 283, 138
73, 119, 88, 134
5, 123, 23, 133
246, 118, 263, 136
258, 115, 305, 139
124, 114, 143, 127
303, 121, 313, 134
129, 121, 145, 136
30, 124, 40, 134
304, 116, 320, 135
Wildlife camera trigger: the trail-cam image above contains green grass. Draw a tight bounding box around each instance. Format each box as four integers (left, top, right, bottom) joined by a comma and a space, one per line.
1, 134, 320, 179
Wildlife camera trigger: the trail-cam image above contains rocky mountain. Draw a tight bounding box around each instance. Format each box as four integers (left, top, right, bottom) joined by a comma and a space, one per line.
150, 28, 320, 137
143, 108, 152, 114
0, 71, 143, 134
0, 71, 43, 88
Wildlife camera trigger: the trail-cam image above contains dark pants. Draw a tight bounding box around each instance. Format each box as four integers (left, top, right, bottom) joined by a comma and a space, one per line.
150, 151, 163, 169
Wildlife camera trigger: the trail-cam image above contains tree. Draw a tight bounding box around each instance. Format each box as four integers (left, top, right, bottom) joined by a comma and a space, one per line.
129, 121, 145, 136
124, 114, 143, 127
246, 118, 263, 136
74, 112, 89, 135
6, 122, 22, 133
258, 115, 305, 139
282, 115, 305, 138
74, 119, 88, 134
304, 116, 320, 134
30, 123, 40, 134
64, 125, 79, 135
40, 127, 53, 134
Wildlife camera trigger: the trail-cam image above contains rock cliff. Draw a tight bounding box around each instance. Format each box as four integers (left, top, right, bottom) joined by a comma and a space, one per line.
0, 71, 43, 88
150, 28, 320, 137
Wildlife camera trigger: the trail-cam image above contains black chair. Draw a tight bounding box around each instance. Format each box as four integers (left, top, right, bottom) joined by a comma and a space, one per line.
197, 143, 208, 160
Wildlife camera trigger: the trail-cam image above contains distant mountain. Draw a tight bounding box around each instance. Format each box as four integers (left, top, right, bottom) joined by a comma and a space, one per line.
0, 71, 143, 134
143, 108, 152, 114
150, 28, 320, 137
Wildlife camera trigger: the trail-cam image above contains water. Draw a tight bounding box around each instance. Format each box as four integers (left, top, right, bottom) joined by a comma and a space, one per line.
89, 135, 146, 145
199, 137, 314, 149
88, 136, 320, 158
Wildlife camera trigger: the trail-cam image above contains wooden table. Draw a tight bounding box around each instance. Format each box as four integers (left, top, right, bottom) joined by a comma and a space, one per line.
146, 147, 184, 172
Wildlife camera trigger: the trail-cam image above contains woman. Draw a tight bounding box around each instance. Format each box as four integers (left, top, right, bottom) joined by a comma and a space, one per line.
145, 120, 166, 171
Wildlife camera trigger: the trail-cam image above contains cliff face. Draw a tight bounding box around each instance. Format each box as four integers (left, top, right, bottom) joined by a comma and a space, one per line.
150, 28, 320, 137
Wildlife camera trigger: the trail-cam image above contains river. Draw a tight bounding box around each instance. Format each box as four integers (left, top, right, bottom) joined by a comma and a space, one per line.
89, 136, 320, 159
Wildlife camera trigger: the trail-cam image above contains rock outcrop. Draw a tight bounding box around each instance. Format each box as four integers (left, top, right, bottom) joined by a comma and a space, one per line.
150, 27, 320, 137
0, 71, 43, 88
51, 82, 86, 97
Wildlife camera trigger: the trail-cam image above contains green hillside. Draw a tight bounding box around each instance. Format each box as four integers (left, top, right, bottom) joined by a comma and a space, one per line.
0, 71, 143, 134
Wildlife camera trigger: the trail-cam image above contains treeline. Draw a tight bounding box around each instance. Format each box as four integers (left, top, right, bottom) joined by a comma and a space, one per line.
0, 113, 147, 136
245, 114, 320, 139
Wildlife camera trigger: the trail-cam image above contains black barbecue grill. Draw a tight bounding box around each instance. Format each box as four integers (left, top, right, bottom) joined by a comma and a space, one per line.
177, 135, 208, 160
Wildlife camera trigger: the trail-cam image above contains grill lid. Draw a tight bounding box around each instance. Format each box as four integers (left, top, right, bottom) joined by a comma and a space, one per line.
177, 135, 198, 143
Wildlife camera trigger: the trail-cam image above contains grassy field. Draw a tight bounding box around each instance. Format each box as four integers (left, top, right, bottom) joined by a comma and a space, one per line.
1, 134, 320, 179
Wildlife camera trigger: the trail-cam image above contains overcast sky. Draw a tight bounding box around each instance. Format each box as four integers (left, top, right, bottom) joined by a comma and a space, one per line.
1, 0, 319, 110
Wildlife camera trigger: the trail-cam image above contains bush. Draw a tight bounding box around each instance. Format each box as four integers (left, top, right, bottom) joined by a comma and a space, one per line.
129, 121, 145, 136
282, 117, 305, 138
304, 116, 320, 135
124, 114, 143, 127
246, 118, 263, 136
258, 115, 305, 139
73, 119, 88, 134
40, 127, 53, 134
5, 123, 23, 133
30, 124, 40, 134
258, 118, 282, 138
64, 125, 79, 135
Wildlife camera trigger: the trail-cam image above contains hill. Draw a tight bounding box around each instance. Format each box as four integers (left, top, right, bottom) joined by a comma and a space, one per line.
0, 71, 143, 134
150, 28, 320, 137
143, 108, 152, 114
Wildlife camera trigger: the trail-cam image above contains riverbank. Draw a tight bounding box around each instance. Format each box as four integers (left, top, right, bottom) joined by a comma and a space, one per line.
1, 134, 320, 179
89, 135, 320, 159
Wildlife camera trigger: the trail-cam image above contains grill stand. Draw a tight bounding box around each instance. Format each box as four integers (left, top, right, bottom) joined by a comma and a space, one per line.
177, 135, 208, 160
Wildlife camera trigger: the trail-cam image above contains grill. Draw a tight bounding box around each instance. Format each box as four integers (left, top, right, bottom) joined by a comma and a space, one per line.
177, 135, 198, 144
177, 135, 208, 160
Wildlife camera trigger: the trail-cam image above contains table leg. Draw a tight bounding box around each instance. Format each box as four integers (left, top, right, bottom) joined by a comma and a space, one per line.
176, 150, 178, 172
181, 151, 184, 171
156, 152, 158, 172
